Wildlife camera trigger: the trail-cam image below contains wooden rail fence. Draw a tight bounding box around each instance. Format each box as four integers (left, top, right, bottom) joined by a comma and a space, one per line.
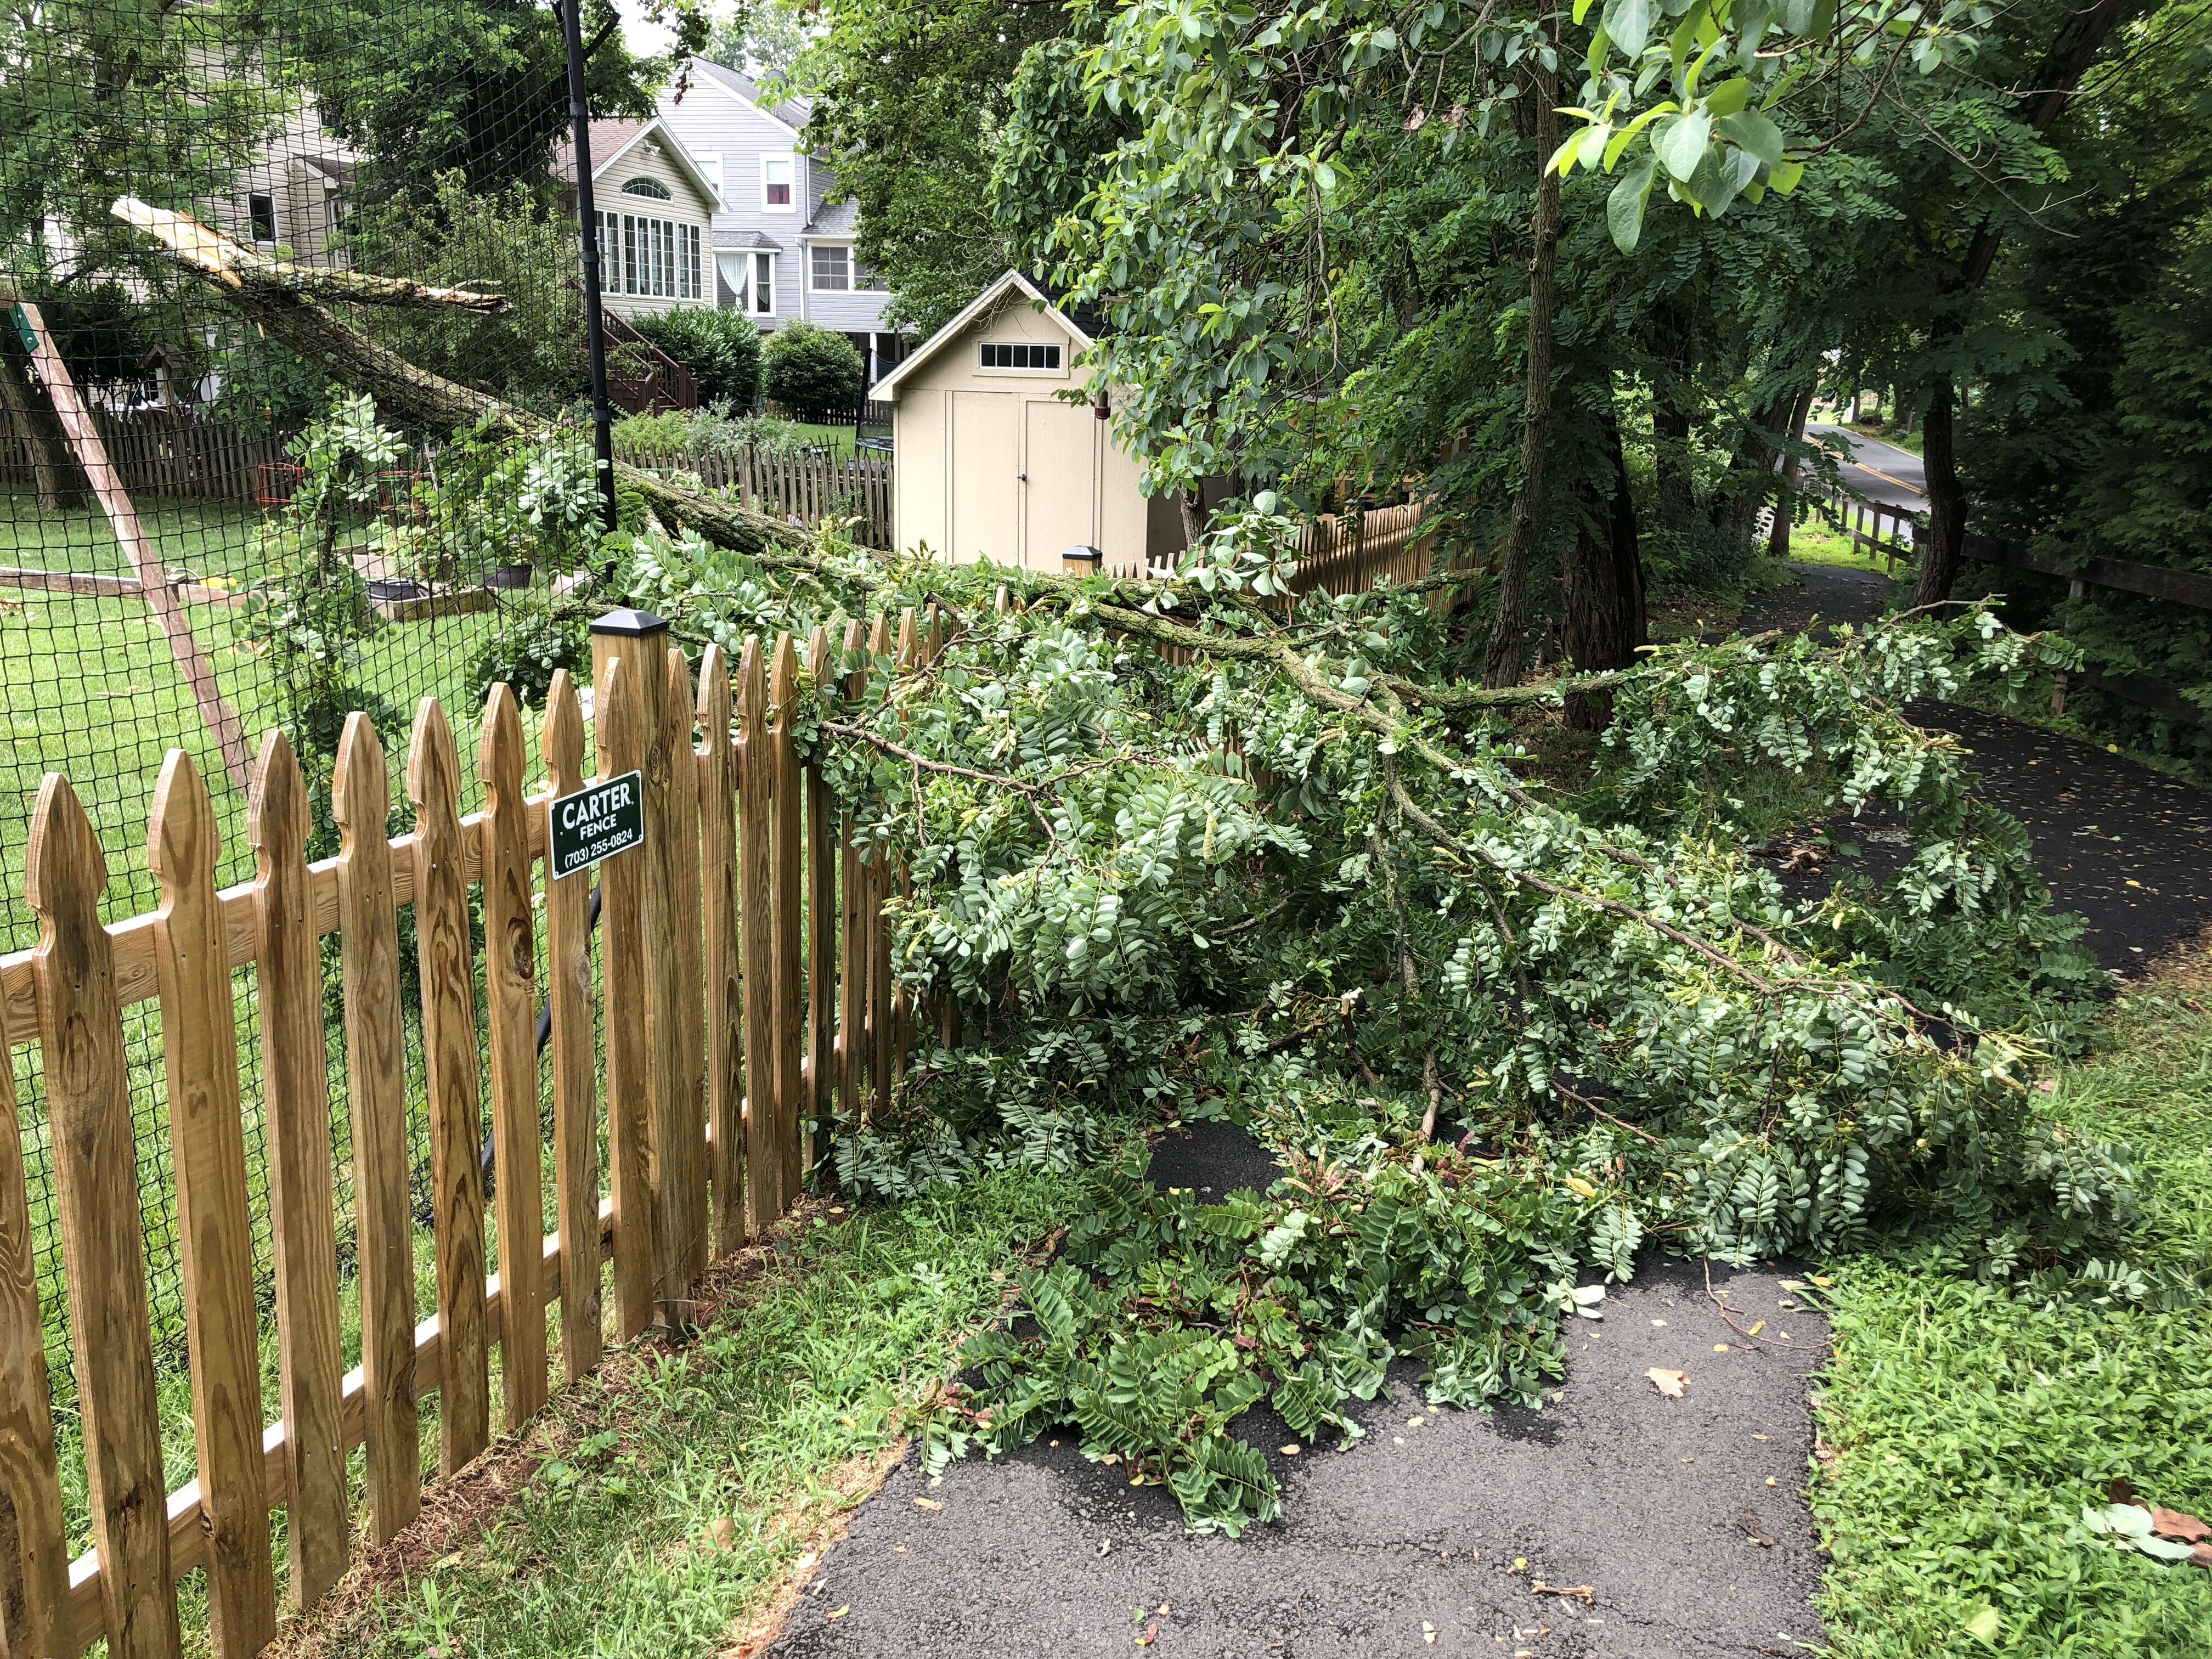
614, 444, 894, 549
1809, 483, 2210, 729
0, 604, 937, 1659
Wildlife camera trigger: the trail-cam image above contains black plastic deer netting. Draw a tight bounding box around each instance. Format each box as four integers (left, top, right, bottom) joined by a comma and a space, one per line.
1, 0, 649, 1399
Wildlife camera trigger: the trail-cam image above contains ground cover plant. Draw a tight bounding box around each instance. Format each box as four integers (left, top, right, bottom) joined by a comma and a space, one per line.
1813, 946, 2212, 1656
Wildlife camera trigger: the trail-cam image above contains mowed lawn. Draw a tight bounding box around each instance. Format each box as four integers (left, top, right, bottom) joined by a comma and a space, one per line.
1, 489, 509, 935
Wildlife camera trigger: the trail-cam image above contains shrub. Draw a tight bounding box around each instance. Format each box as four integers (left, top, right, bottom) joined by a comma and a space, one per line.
468, 597, 588, 709
761, 321, 864, 421
629, 308, 763, 408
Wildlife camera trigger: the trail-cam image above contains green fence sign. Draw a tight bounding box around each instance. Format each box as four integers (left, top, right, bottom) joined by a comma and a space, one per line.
548, 770, 644, 881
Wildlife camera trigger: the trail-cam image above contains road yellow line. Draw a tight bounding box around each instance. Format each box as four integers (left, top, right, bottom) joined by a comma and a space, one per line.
1814, 441, 1924, 500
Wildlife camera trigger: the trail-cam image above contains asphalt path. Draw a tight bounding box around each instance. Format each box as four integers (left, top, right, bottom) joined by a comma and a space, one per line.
1739, 563, 2212, 972
1805, 422, 1926, 514
775, 1124, 1831, 1659
766, 563, 2211, 1659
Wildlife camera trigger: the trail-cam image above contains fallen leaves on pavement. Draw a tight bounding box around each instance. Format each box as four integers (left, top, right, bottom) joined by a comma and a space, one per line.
1645, 1368, 1689, 1398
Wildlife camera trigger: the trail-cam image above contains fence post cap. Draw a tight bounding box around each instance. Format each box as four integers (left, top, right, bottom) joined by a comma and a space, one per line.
589, 607, 670, 639
1060, 545, 1104, 570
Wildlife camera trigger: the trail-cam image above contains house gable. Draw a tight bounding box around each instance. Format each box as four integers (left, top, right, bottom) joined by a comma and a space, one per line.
874, 272, 1092, 401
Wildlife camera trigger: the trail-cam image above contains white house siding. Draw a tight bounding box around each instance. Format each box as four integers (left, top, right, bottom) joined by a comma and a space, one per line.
594, 129, 718, 320
656, 61, 902, 381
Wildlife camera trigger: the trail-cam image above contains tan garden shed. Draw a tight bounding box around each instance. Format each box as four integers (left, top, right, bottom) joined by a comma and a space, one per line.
877, 270, 1186, 569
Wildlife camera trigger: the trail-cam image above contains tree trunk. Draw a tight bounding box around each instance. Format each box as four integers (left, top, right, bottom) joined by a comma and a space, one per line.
1908, 0, 2128, 608
1764, 384, 1815, 561
1179, 487, 1207, 554
1562, 400, 1646, 731
1649, 299, 1697, 526
1482, 53, 1562, 691
1911, 377, 1963, 609
0, 340, 83, 510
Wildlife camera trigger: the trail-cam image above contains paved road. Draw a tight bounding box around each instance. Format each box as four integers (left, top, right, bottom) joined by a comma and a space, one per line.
775, 1125, 1830, 1659
1805, 422, 1926, 513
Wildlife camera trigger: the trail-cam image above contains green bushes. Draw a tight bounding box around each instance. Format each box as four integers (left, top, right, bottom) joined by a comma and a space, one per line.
761, 320, 864, 421
628, 307, 762, 408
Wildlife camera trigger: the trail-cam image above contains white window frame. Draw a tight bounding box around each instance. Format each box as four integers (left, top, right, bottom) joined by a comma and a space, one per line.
716, 251, 750, 310
978, 341, 1063, 371
752, 250, 775, 315
809, 242, 851, 292
246, 190, 277, 244
597, 210, 704, 302
699, 153, 723, 200
760, 153, 795, 213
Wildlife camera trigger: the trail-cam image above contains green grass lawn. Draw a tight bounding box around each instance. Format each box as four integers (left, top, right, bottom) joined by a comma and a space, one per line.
1814, 947, 2212, 1656
0, 488, 274, 582
1784, 516, 1913, 577
284, 1169, 1080, 1659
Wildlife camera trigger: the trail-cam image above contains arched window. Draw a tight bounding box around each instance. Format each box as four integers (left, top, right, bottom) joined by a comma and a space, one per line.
620, 177, 672, 200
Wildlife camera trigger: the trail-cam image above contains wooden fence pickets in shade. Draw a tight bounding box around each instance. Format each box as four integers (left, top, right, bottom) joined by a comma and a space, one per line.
0, 543, 1438, 1657
479, 686, 548, 1429
407, 701, 492, 1479
541, 674, 606, 1379
329, 714, 421, 1545
25, 776, 179, 1659
247, 732, 351, 1609
611, 443, 895, 549
0, 930, 69, 1657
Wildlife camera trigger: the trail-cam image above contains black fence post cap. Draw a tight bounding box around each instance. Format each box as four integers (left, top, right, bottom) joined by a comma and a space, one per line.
589, 607, 670, 638
1061, 545, 1103, 565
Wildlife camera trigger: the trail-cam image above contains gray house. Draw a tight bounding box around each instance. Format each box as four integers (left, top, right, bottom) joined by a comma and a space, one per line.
654, 61, 902, 385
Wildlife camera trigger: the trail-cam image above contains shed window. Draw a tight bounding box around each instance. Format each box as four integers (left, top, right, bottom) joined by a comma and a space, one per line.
980, 342, 1060, 370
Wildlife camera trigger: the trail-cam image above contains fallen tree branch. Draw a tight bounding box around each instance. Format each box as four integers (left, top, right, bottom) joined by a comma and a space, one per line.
115, 196, 515, 314
112, 195, 815, 565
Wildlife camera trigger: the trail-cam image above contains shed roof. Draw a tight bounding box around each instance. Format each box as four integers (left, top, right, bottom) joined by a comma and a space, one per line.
872, 270, 1095, 399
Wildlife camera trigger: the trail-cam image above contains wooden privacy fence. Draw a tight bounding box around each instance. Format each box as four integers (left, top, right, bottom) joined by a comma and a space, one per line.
614, 443, 894, 549
0, 604, 933, 1659
0, 417, 294, 505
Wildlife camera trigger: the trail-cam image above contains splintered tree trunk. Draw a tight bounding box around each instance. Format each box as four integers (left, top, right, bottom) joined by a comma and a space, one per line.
1483, 53, 1562, 691
1912, 377, 1963, 609
1562, 400, 1646, 731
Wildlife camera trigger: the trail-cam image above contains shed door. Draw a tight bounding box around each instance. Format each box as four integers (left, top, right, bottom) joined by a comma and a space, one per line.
950, 391, 1017, 565
1022, 399, 1097, 569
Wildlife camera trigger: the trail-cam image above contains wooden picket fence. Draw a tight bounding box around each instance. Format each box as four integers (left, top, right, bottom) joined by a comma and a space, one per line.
1106, 499, 1447, 602
614, 443, 894, 549
0, 605, 937, 1659
0, 416, 295, 505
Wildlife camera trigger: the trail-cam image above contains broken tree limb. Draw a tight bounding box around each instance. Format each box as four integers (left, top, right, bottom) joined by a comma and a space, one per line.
110, 197, 810, 563
13, 299, 253, 793
112, 198, 515, 314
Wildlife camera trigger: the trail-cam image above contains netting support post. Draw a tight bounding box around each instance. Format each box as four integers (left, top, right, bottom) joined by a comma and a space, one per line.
561, 0, 619, 534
